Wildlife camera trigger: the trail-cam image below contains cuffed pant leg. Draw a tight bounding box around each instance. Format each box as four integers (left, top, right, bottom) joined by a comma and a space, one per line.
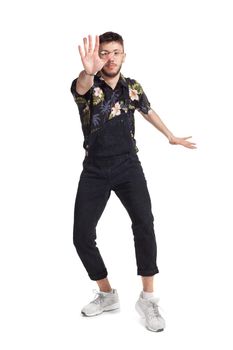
113, 157, 159, 276
73, 163, 111, 280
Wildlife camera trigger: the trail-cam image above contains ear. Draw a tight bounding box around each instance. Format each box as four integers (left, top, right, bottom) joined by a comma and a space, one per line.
122, 53, 126, 63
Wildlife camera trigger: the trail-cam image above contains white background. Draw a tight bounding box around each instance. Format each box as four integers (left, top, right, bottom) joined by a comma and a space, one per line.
1, 0, 233, 348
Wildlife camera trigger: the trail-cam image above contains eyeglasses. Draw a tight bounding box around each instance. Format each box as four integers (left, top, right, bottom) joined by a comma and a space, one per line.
99, 50, 124, 58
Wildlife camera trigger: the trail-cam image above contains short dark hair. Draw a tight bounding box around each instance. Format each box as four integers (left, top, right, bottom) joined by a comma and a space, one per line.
99, 31, 124, 49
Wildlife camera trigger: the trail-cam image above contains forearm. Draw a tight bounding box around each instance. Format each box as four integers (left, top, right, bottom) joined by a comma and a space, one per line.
145, 108, 175, 141
76, 70, 94, 95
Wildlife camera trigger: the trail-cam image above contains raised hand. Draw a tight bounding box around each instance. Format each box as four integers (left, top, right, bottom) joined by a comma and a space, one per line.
78, 35, 113, 75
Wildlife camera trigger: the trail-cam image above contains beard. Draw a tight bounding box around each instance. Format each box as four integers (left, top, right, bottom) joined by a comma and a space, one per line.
101, 63, 122, 78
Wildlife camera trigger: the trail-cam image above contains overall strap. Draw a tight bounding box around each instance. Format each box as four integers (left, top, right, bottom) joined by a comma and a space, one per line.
122, 77, 131, 111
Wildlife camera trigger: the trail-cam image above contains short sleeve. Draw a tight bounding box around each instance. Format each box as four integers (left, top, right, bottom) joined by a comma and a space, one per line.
129, 80, 152, 115
70, 77, 93, 140
70, 77, 93, 101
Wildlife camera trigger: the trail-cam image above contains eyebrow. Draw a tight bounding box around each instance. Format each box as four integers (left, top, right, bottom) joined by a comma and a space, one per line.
100, 49, 121, 52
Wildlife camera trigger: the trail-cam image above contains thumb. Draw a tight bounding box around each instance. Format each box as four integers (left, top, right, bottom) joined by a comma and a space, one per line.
101, 56, 110, 64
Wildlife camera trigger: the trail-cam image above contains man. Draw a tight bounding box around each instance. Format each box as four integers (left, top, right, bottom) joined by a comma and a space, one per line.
70, 32, 196, 332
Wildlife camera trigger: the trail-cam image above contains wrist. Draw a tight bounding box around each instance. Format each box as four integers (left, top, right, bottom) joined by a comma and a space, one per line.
84, 70, 95, 76
167, 133, 175, 142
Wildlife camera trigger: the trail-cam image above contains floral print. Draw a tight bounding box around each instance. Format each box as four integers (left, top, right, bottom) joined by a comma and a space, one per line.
93, 87, 104, 105
129, 88, 139, 101
109, 101, 121, 119
70, 71, 151, 153
129, 81, 143, 101
82, 104, 90, 126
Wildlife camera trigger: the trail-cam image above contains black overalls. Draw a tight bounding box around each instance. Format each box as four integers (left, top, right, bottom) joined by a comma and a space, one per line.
71, 73, 159, 280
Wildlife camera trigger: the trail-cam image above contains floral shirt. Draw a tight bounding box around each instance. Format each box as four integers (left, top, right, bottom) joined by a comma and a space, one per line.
70, 71, 152, 154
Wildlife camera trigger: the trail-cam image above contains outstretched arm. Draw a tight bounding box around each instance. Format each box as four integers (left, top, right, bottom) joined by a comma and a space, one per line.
140, 109, 197, 149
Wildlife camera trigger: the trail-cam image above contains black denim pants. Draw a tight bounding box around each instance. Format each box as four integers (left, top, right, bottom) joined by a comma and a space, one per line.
73, 150, 159, 281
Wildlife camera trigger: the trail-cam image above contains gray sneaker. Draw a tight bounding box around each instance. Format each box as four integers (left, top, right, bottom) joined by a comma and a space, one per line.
135, 292, 166, 332
81, 289, 120, 317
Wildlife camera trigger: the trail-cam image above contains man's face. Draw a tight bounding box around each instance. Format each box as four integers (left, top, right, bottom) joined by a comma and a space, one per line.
99, 41, 126, 78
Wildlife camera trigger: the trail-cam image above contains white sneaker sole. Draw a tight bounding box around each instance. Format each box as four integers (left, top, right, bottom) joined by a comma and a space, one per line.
135, 302, 164, 332
81, 302, 120, 317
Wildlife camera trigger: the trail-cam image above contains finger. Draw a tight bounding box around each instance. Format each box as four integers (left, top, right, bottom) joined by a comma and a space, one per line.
78, 45, 85, 60
83, 37, 88, 55
182, 136, 192, 140
101, 57, 109, 64
185, 141, 196, 145
186, 143, 197, 149
88, 34, 92, 53
94, 35, 99, 52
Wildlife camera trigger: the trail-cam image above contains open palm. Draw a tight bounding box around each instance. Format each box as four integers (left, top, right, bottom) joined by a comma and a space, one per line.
78, 35, 112, 75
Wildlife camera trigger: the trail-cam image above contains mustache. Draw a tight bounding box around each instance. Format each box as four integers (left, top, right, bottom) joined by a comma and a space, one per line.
101, 64, 122, 77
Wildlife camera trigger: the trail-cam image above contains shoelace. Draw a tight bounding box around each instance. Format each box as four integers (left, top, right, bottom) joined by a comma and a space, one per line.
147, 300, 163, 320
90, 289, 106, 305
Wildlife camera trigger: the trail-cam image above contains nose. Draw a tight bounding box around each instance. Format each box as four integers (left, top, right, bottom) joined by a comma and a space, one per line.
108, 52, 115, 60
